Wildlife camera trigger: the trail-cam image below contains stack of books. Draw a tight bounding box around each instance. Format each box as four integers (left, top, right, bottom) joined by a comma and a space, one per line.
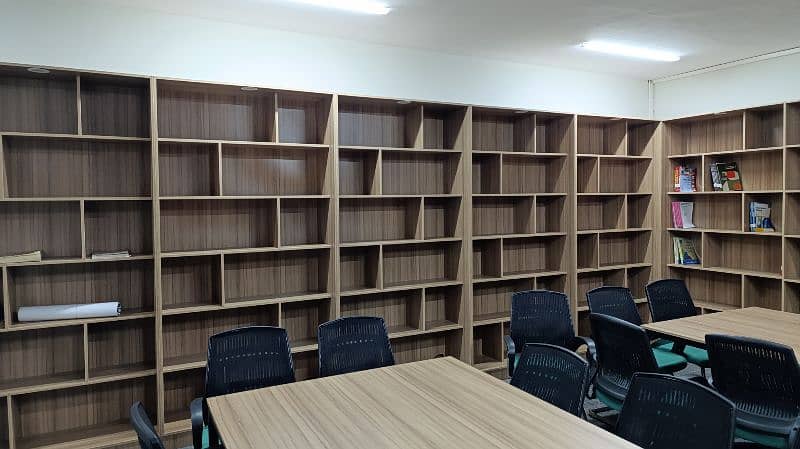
673, 237, 700, 265
709, 162, 743, 191
0, 250, 42, 264
673, 165, 698, 192
91, 250, 131, 260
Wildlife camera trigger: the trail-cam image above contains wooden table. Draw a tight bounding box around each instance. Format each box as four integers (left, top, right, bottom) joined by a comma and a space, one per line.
207, 356, 638, 449
642, 307, 800, 354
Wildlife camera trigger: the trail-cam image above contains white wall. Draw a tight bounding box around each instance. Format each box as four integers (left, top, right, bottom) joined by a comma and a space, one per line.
654, 51, 800, 119
0, 0, 651, 118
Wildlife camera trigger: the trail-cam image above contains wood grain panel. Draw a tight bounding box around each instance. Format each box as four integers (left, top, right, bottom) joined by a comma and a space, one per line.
224, 249, 330, 302
576, 270, 625, 307
277, 93, 331, 145
279, 198, 331, 246
382, 242, 460, 288
87, 318, 156, 377
158, 142, 219, 196
598, 231, 650, 267
161, 255, 221, 310
0, 202, 81, 258
0, 72, 77, 134
382, 152, 460, 195
576, 196, 624, 231
472, 154, 501, 194
501, 156, 566, 194
577, 117, 626, 155
502, 236, 565, 276
472, 110, 534, 152
423, 197, 461, 239
472, 197, 534, 236
423, 106, 467, 151
339, 198, 420, 243
668, 267, 742, 309
340, 290, 422, 334
339, 246, 379, 292
472, 279, 534, 323
338, 99, 420, 148
80, 75, 149, 138
744, 105, 783, 149
704, 233, 782, 275
163, 368, 204, 424
425, 285, 463, 329
0, 326, 84, 392
281, 299, 331, 347
391, 332, 463, 364
536, 114, 573, 154
84, 201, 153, 256
665, 114, 743, 156
221, 145, 327, 196
535, 196, 566, 233
339, 149, 378, 195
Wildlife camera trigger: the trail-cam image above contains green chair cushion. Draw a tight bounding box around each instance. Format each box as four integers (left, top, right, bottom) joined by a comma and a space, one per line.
652, 347, 688, 373
201, 426, 211, 449
514, 353, 521, 368
735, 426, 790, 449
658, 342, 709, 367
596, 389, 624, 411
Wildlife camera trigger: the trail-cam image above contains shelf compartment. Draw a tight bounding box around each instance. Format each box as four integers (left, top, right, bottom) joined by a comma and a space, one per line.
7, 260, 154, 323
79, 74, 150, 138
536, 113, 573, 154
0, 326, 84, 393
742, 276, 782, 311
536, 273, 568, 293
392, 329, 463, 364
703, 233, 781, 276
501, 154, 566, 194
0, 68, 77, 134
576, 195, 624, 231
627, 266, 652, 299
425, 285, 463, 330
668, 193, 742, 231
744, 105, 783, 149
0, 201, 82, 259
87, 318, 155, 378
598, 158, 652, 193
423, 197, 462, 239
786, 238, 800, 282
577, 234, 598, 270
160, 199, 277, 252
281, 298, 331, 349
785, 283, 800, 314
340, 246, 380, 293
473, 196, 534, 236
84, 200, 153, 256
158, 142, 220, 197
473, 323, 503, 368
338, 97, 421, 148
161, 255, 222, 311
339, 149, 379, 195
535, 195, 566, 233
628, 121, 658, 157
221, 144, 329, 196
279, 198, 331, 246
3, 136, 151, 198
788, 194, 800, 235
1, 396, 7, 449
577, 157, 599, 193
502, 236, 565, 277
341, 290, 422, 335
276, 92, 332, 145
473, 278, 534, 323
472, 153, 501, 194
668, 230, 703, 265
382, 242, 460, 288
665, 113, 743, 156
381, 151, 461, 195
788, 102, 800, 146
157, 80, 276, 142
472, 239, 502, 280
339, 197, 421, 243
472, 109, 534, 152
224, 249, 330, 303
423, 104, 467, 150
742, 192, 782, 233
162, 305, 279, 368
576, 269, 625, 308
11, 377, 156, 449
669, 267, 742, 310
787, 148, 800, 191
703, 150, 782, 192
577, 116, 626, 155
163, 368, 205, 425
627, 194, 654, 229
598, 231, 651, 267
293, 351, 319, 380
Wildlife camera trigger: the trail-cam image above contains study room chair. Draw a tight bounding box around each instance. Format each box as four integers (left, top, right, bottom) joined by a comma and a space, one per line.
318, 316, 395, 377
505, 290, 595, 377
706, 334, 800, 449
645, 279, 710, 375
510, 343, 590, 417
586, 286, 688, 373
130, 401, 166, 449
191, 326, 296, 449
616, 373, 736, 449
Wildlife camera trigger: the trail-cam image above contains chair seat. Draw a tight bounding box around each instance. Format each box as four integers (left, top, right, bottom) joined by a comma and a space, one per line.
652, 347, 688, 373
735, 426, 790, 449
658, 342, 709, 367
596, 388, 624, 411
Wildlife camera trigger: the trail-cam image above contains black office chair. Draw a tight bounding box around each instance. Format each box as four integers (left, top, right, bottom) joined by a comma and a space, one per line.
587, 286, 687, 373
510, 343, 590, 417
505, 290, 595, 377
191, 326, 296, 449
706, 334, 800, 449
318, 316, 395, 377
616, 373, 736, 449
130, 402, 166, 449
645, 279, 710, 374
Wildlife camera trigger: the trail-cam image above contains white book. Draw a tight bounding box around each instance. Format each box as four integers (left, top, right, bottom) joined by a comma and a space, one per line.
0, 250, 42, 264
679, 202, 695, 229
91, 251, 131, 260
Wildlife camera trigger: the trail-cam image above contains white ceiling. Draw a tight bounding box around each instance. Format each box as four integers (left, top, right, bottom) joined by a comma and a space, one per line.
94, 0, 800, 80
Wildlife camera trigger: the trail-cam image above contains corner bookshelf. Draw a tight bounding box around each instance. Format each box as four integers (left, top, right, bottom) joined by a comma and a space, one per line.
573, 116, 660, 336
663, 103, 799, 314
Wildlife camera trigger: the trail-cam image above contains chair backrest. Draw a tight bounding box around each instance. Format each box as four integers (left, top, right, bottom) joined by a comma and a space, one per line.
318, 316, 394, 377
706, 334, 800, 421
205, 326, 295, 399
590, 313, 659, 394
617, 373, 736, 449
510, 343, 590, 417
510, 290, 575, 350
645, 279, 697, 322
586, 286, 642, 325
130, 402, 165, 449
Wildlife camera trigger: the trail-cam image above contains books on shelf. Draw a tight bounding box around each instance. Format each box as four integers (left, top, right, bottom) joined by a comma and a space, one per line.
673, 237, 701, 265
749, 202, 776, 232
713, 162, 743, 191
673, 165, 697, 192
0, 250, 42, 265
91, 250, 131, 260
671, 201, 695, 229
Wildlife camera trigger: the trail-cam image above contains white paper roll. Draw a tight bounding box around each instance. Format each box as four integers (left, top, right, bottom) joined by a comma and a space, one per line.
17, 302, 121, 322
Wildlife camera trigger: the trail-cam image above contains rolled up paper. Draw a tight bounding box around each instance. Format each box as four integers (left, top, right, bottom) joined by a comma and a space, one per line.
17, 302, 121, 322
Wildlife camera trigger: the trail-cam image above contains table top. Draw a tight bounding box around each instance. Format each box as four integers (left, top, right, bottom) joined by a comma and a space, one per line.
207, 356, 638, 449
642, 307, 800, 354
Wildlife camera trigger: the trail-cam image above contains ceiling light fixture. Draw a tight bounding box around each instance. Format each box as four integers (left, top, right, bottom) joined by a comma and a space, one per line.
240, 86, 259, 91
513, 110, 528, 114
290, 0, 390, 15
396, 100, 411, 105
579, 40, 680, 62
27, 67, 50, 74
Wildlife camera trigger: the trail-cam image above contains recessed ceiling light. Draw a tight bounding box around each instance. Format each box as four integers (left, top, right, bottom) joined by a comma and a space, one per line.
290, 0, 391, 15
240, 86, 259, 91
27, 67, 50, 74
396, 100, 411, 105
513, 110, 528, 114
579, 40, 680, 62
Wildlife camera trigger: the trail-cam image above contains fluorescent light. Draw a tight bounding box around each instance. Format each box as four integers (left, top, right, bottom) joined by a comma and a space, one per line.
27, 67, 50, 74
240, 86, 259, 91
291, 0, 390, 15
579, 40, 680, 62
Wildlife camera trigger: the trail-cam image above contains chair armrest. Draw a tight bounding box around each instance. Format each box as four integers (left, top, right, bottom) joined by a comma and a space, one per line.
504, 335, 516, 377
572, 335, 597, 366
190, 397, 205, 449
